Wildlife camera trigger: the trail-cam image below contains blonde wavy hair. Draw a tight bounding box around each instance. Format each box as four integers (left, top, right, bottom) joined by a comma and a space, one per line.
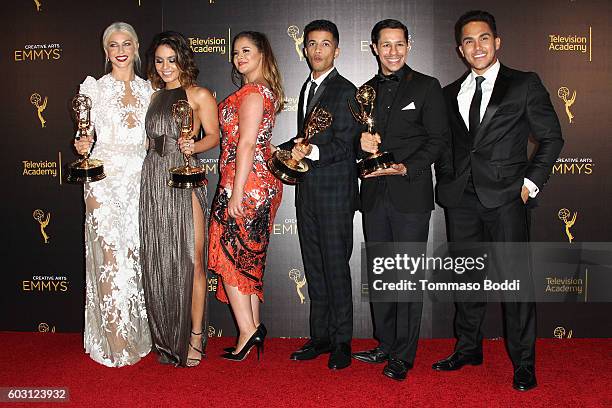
102, 21, 141, 73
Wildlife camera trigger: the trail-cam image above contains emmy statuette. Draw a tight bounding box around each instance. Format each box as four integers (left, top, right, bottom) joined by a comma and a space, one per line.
168, 99, 206, 188
349, 84, 395, 177
67, 94, 106, 183
267, 105, 332, 185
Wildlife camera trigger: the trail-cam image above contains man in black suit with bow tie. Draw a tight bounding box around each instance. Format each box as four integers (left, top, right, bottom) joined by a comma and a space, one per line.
279, 20, 360, 370
351, 19, 449, 381
432, 10, 563, 391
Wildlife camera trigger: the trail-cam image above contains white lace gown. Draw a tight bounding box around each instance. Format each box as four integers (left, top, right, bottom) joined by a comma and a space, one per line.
79, 74, 153, 367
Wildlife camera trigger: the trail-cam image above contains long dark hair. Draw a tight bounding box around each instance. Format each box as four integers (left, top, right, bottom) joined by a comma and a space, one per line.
231, 31, 284, 113
146, 31, 199, 89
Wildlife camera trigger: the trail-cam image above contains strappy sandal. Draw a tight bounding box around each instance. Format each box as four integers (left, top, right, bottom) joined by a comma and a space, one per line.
186, 331, 204, 367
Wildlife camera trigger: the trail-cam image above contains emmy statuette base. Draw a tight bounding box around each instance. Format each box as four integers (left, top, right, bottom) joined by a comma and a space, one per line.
168, 165, 207, 189
267, 150, 309, 185
358, 151, 396, 177
67, 159, 106, 183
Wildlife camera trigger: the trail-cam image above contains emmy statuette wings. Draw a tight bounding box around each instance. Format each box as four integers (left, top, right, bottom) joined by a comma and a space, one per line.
349, 84, 395, 177
168, 99, 207, 188
67, 94, 106, 183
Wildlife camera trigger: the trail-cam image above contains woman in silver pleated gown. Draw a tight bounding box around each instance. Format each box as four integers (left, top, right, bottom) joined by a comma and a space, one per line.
140, 31, 219, 367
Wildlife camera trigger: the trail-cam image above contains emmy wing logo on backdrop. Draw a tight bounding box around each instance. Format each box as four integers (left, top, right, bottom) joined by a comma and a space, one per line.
38, 323, 56, 333
558, 208, 577, 243
287, 26, 304, 61
38, 322, 55, 333
553, 326, 573, 339
33, 209, 50, 244
288, 268, 307, 304
33, 0, 41, 11
208, 325, 222, 337
558, 87, 576, 123
30, 93, 47, 128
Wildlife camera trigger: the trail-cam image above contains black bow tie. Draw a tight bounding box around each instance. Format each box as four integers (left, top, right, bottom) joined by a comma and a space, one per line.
377, 73, 400, 82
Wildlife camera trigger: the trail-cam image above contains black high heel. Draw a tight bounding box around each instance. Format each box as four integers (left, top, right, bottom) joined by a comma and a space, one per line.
187, 330, 204, 367
221, 327, 264, 361
223, 323, 267, 353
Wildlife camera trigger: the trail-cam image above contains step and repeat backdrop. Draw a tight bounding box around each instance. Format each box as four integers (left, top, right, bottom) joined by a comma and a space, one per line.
2, 0, 610, 339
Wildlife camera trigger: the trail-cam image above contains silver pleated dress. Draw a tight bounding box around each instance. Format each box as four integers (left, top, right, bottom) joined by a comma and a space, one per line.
140, 87, 208, 366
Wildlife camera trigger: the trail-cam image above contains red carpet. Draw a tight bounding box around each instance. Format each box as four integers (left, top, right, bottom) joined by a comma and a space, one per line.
0, 333, 610, 407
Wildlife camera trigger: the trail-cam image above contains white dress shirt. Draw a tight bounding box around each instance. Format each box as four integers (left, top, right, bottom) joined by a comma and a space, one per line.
303, 67, 335, 161
457, 60, 539, 198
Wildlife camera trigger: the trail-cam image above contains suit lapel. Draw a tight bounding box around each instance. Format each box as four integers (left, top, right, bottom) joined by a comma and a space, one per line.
304, 68, 338, 123
386, 67, 414, 123
297, 79, 307, 134
473, 64, 511, 147
450, 72, 469, 135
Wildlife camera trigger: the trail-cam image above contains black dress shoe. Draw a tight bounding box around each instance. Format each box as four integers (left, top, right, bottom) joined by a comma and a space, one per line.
352, 347, 388, 364
383, 358, 410, 381
328, 343, 351, 370
290, 339, 331, 361
432, 352, 483, 371
513, 365, 537, 391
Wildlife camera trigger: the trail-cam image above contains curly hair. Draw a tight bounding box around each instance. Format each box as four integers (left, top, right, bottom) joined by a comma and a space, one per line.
146, 31, 199, 89
231, 31, 284, 113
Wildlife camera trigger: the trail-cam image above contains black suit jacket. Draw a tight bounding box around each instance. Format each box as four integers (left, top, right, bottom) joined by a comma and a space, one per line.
359, 66, 449, 213
279, 68, 360, 213
436, 64, 564, 209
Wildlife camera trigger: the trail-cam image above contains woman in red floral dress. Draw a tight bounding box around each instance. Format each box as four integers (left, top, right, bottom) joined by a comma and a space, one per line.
208, 31, 284, 360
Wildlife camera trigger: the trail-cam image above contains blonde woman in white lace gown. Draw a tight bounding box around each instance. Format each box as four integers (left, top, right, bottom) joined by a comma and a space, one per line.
74, 22, 153, 367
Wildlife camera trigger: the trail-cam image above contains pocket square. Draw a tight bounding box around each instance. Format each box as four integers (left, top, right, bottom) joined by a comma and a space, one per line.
402, 102, 416, 110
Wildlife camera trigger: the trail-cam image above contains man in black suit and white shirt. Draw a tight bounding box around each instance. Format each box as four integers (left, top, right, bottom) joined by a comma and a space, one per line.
351, 19, 449, 381
279, 20, 360, 370
433, 10, 563, 391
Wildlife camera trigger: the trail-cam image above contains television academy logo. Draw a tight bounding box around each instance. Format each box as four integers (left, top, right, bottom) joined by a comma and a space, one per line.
288, 268, 307, 304
33, 209, 51, 244
558, 208, 577, 243
189, 35, 228, 56
33, 0, 41, 11
548, 27, 592, 61
283, 96, 298, 112
30, 93, 47, 128
287, 26, 304, 61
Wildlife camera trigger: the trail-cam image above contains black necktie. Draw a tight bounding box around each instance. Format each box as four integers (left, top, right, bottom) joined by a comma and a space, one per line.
306, 80, 317, 112
469, 76, 485, 137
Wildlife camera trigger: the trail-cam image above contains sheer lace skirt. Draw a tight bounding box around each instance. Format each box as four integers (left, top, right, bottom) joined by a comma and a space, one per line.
83, 186, 151, 367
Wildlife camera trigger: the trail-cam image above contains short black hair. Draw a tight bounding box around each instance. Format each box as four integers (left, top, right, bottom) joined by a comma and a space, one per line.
455, 10, 497, 45
371, 19, 409, 44
304, 20, 339, 44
